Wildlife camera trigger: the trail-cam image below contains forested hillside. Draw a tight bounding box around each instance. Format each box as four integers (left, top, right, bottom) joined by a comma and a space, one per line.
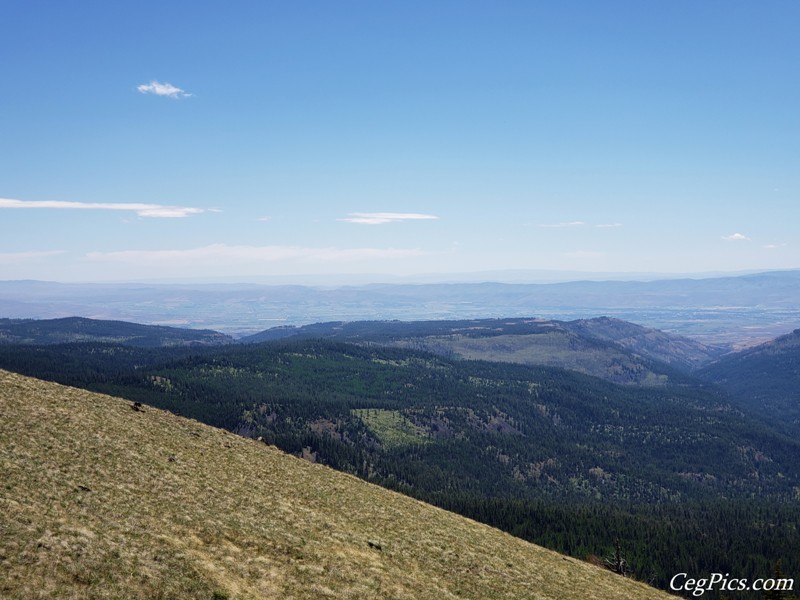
242, 316, 723, 383
1, 338, 797, 596
3, 369, 680, 599
698, 329, 800, 436
0, 316, 232, 346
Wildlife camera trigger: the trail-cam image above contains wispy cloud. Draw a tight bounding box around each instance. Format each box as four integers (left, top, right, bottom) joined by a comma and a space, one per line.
722, 232, 751, 242
338, 212, 439, 225
86, 244, 426, 264
764, 243, 787, 249
137, 80, 192, 98
595, 223, 623, 228
0, 198, 209, 218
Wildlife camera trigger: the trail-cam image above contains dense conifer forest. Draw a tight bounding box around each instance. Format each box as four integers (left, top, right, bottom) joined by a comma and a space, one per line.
1, 334, 798, 597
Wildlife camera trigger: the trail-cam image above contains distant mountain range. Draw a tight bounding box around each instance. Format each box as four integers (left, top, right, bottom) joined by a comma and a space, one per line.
2, 269, 799, 344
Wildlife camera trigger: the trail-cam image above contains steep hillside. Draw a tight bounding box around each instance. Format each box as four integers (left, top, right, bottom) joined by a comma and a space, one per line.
0, 369, 674, 600
698, 329, 800, 435
0, 316, 232, 346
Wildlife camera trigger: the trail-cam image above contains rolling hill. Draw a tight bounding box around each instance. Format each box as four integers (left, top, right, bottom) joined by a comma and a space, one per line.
562, 316, 726, 371
0, 314, 723, 384
0, 316, 232, 347
0, 369, 674, 599
698, 329, 800, 435
242, 317, 723, 383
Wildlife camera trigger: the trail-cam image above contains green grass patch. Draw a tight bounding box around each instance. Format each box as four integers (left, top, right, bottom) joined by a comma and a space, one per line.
352, 409, 430, 450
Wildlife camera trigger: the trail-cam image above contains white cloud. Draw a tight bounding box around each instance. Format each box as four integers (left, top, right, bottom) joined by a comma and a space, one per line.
86, 244, 426, 264
338, 212, 439, 225
595, 223, 623, 228
722, 233, 751, 242
137, 80, 192, 98
0, 198, 208, 218
764, 243, 787, 249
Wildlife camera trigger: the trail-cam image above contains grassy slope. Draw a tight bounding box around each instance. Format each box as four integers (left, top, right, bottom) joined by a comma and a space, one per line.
0, 370, 675, 600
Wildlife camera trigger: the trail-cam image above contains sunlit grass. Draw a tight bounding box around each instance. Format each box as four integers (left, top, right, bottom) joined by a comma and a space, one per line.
352, 409, 430, 450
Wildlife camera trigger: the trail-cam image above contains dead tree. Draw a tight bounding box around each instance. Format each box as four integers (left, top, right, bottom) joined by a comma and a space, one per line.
603, 538, 630, 577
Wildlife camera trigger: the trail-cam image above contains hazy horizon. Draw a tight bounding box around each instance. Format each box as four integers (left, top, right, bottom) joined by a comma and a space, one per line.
2, 266, 797, 288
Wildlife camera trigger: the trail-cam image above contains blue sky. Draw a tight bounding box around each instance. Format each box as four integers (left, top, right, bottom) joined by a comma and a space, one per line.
1, 1, 798, 282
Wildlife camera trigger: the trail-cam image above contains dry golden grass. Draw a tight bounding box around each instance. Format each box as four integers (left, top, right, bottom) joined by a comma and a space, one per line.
0, 369, 677, 599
